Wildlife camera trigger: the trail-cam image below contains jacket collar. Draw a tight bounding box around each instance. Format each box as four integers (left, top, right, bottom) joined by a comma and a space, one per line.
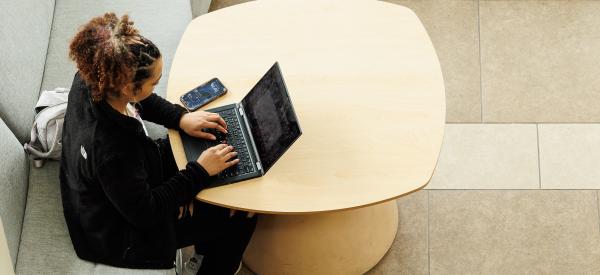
77, 73, 147, 138
95, 99, 147, 138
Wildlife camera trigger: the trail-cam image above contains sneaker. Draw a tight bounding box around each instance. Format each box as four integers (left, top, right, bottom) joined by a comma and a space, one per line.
182, 253, 204, 275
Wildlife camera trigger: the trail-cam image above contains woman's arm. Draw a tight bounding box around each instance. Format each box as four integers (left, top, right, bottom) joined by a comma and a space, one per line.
96, 154, 209, 229
137, 93, 188, 130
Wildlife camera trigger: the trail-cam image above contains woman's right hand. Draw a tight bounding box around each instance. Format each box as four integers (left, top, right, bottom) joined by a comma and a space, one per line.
197, 144, 239, 176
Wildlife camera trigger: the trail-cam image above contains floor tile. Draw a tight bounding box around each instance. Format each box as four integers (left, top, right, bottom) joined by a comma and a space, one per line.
480, 1, 600, 122
426, 124, 539, 189
366, 190, 429, 275
191, 0, 212, 18
429, 190, 600, 274
538, 124, 600, 189
209, 0, 253, 12
384, 0, 481, 122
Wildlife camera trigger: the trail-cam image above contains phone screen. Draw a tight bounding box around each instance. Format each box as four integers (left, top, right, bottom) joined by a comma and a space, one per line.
181, 78, 227, 111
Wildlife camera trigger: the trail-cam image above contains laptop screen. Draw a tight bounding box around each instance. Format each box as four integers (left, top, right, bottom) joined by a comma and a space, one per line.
241, 62, 302, 173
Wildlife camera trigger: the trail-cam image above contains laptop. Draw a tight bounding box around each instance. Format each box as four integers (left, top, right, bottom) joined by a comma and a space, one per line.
179, 62, 302, 188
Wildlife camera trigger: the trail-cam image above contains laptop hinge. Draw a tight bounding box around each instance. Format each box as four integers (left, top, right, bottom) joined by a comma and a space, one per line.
237, 103, 263, 174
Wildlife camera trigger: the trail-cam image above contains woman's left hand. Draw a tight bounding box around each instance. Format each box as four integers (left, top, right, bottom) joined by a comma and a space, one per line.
179, 111, 228, 140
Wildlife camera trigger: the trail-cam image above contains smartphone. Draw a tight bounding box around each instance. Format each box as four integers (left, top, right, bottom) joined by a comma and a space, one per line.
180, 78, 228, 111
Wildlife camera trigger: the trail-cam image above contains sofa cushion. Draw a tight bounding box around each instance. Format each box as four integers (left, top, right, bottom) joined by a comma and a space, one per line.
41, 0, 193, 139
0, 0, 55, 143
0, 118, 30, 267
16, 161, 174, 275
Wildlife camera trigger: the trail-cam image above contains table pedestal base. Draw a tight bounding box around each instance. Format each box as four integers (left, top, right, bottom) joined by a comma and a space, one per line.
243, 200, 399, 275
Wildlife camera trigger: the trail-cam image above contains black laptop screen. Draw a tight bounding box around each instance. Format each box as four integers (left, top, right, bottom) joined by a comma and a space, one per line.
241, 63, 302, 173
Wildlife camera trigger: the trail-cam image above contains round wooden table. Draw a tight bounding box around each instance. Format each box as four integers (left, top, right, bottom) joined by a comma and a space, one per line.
167, 0, 445, 274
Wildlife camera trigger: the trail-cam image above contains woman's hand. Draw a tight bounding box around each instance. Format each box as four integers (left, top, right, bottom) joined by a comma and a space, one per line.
178, 203, 256, 219
178, 202, 194, 219
197, 144, 239, 176
179, 111, 228, 140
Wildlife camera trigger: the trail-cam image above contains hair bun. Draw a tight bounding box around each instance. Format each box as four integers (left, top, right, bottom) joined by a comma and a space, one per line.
68, 13, 160, 102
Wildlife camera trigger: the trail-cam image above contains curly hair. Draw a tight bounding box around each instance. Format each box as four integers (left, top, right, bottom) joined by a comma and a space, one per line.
69, 13, 161, 102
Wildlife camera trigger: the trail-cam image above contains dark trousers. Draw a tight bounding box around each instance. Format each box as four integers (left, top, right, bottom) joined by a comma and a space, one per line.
157, 137, 258, 275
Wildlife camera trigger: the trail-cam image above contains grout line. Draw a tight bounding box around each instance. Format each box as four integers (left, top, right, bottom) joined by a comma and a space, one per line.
446, 122, 600, 125
423, 188, 600, 191
536, 124, 542, 189
597, 192, 600, 236
478, 0, 484, 123
427, 190, 431, 275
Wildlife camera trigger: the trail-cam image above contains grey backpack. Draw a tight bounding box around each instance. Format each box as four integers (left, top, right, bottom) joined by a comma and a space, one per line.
23, 88, 69, 168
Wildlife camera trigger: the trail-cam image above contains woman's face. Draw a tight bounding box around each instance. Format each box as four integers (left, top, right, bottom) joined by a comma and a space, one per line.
133, 57, 163, 102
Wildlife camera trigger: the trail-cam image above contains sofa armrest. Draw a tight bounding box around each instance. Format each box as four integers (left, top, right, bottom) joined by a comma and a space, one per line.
0, 216, 15, 275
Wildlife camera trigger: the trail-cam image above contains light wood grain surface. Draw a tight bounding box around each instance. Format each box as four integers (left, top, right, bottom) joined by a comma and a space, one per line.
167, 0, 445, 214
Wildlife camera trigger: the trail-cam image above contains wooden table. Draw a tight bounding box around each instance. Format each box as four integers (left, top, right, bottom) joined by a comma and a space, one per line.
167, 0, 445, 274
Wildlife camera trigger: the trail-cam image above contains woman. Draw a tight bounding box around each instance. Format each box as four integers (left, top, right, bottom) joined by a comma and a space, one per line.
59, 13, 257, 274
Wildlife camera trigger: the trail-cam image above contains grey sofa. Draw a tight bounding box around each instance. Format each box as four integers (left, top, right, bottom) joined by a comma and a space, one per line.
0, 0, 211, 274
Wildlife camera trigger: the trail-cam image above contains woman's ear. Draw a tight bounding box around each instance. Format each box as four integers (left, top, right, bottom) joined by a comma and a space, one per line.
121, 83, 135, 99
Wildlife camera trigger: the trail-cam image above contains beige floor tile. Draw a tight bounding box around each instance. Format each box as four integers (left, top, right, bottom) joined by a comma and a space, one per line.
426, 124, 539, 189
538, 124, 600, 189
384, 0, 481, 122
429, 190, 600, 275
209, 0, 253, 12
191, 0, 212, 18
480, 1, 600, 122
366, 190, 429, 275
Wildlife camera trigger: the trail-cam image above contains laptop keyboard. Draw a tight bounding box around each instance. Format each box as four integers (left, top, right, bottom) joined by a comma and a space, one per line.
203, 108, 255, 179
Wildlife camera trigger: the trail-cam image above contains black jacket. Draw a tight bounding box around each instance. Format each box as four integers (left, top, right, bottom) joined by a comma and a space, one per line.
59, 72, 210, 269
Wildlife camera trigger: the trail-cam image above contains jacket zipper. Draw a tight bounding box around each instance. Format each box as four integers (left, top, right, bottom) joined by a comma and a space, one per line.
121, 246, 132, 260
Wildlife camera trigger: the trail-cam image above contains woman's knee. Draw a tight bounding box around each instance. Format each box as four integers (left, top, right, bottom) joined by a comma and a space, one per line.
229, 211, 258, 234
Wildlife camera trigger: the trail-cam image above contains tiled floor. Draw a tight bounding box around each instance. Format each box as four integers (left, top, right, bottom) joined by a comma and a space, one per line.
538, 124, 600, 189
428, 190, 600, 274
366, 191, 429, 275
427, 124, 539, 190
480, 1, 600, 122
198, 1, 600, 274
384, 0, 481, 123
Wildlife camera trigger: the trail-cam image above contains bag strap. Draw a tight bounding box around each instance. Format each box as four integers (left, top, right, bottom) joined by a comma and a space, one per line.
23, 119, 62, 168
23, 121, 41, 156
